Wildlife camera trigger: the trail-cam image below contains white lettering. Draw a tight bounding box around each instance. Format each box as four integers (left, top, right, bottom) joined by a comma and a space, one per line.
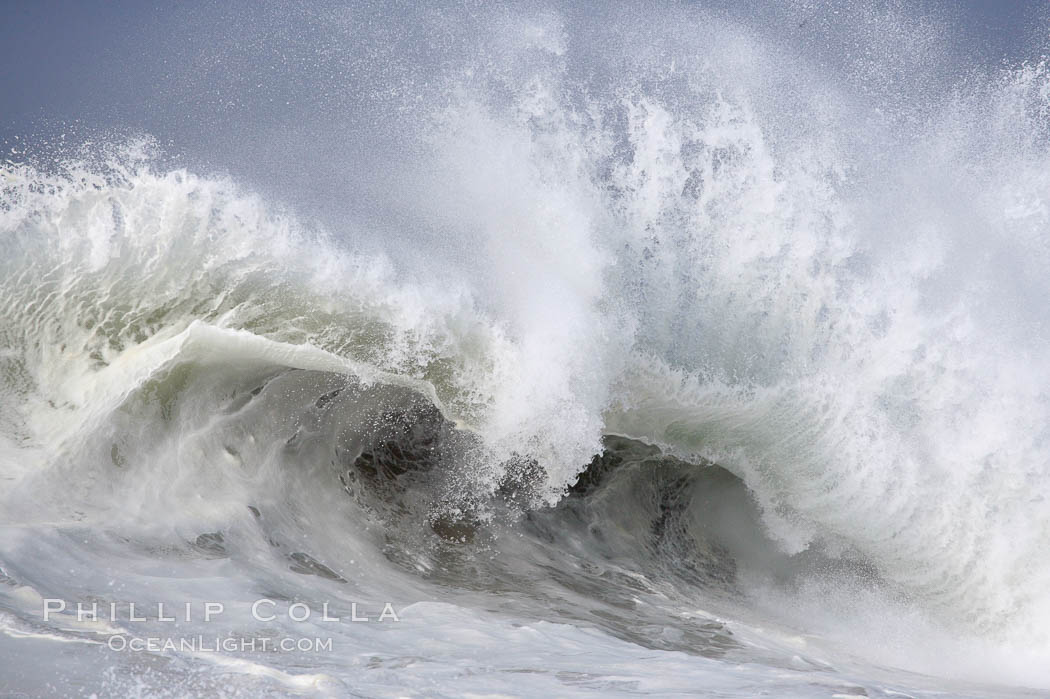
43, 599, 65, 621
204, 602, 224, 621
288, 602, 310, 622
378, 603, 400, 622
252, 598, 276, 622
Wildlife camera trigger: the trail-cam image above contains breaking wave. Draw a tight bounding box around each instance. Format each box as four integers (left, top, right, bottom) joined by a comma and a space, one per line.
2, 3, 1050, 695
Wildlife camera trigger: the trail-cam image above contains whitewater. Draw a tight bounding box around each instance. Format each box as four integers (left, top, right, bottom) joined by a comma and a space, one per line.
2, 1, 1050, 696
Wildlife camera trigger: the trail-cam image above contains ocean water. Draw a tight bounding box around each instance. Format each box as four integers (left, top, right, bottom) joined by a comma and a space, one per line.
2, 2, 1050, 696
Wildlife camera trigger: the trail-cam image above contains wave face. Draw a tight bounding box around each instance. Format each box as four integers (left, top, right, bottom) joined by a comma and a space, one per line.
2, 2, 1050, 696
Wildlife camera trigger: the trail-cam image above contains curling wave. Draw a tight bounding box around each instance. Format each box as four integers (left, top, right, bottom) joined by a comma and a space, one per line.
2, 5, 1050, 694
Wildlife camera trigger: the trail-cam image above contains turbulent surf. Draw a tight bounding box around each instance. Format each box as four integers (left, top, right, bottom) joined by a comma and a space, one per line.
2, 2, 1050, 696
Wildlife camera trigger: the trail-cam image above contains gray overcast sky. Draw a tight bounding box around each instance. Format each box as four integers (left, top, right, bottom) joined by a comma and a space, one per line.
2, 1, 1045, 131
1, 0, 1046, 227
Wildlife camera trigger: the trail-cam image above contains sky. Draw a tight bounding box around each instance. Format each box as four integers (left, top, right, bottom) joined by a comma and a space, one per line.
1, 0, 1046, 223
2, 1, 1045, 129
